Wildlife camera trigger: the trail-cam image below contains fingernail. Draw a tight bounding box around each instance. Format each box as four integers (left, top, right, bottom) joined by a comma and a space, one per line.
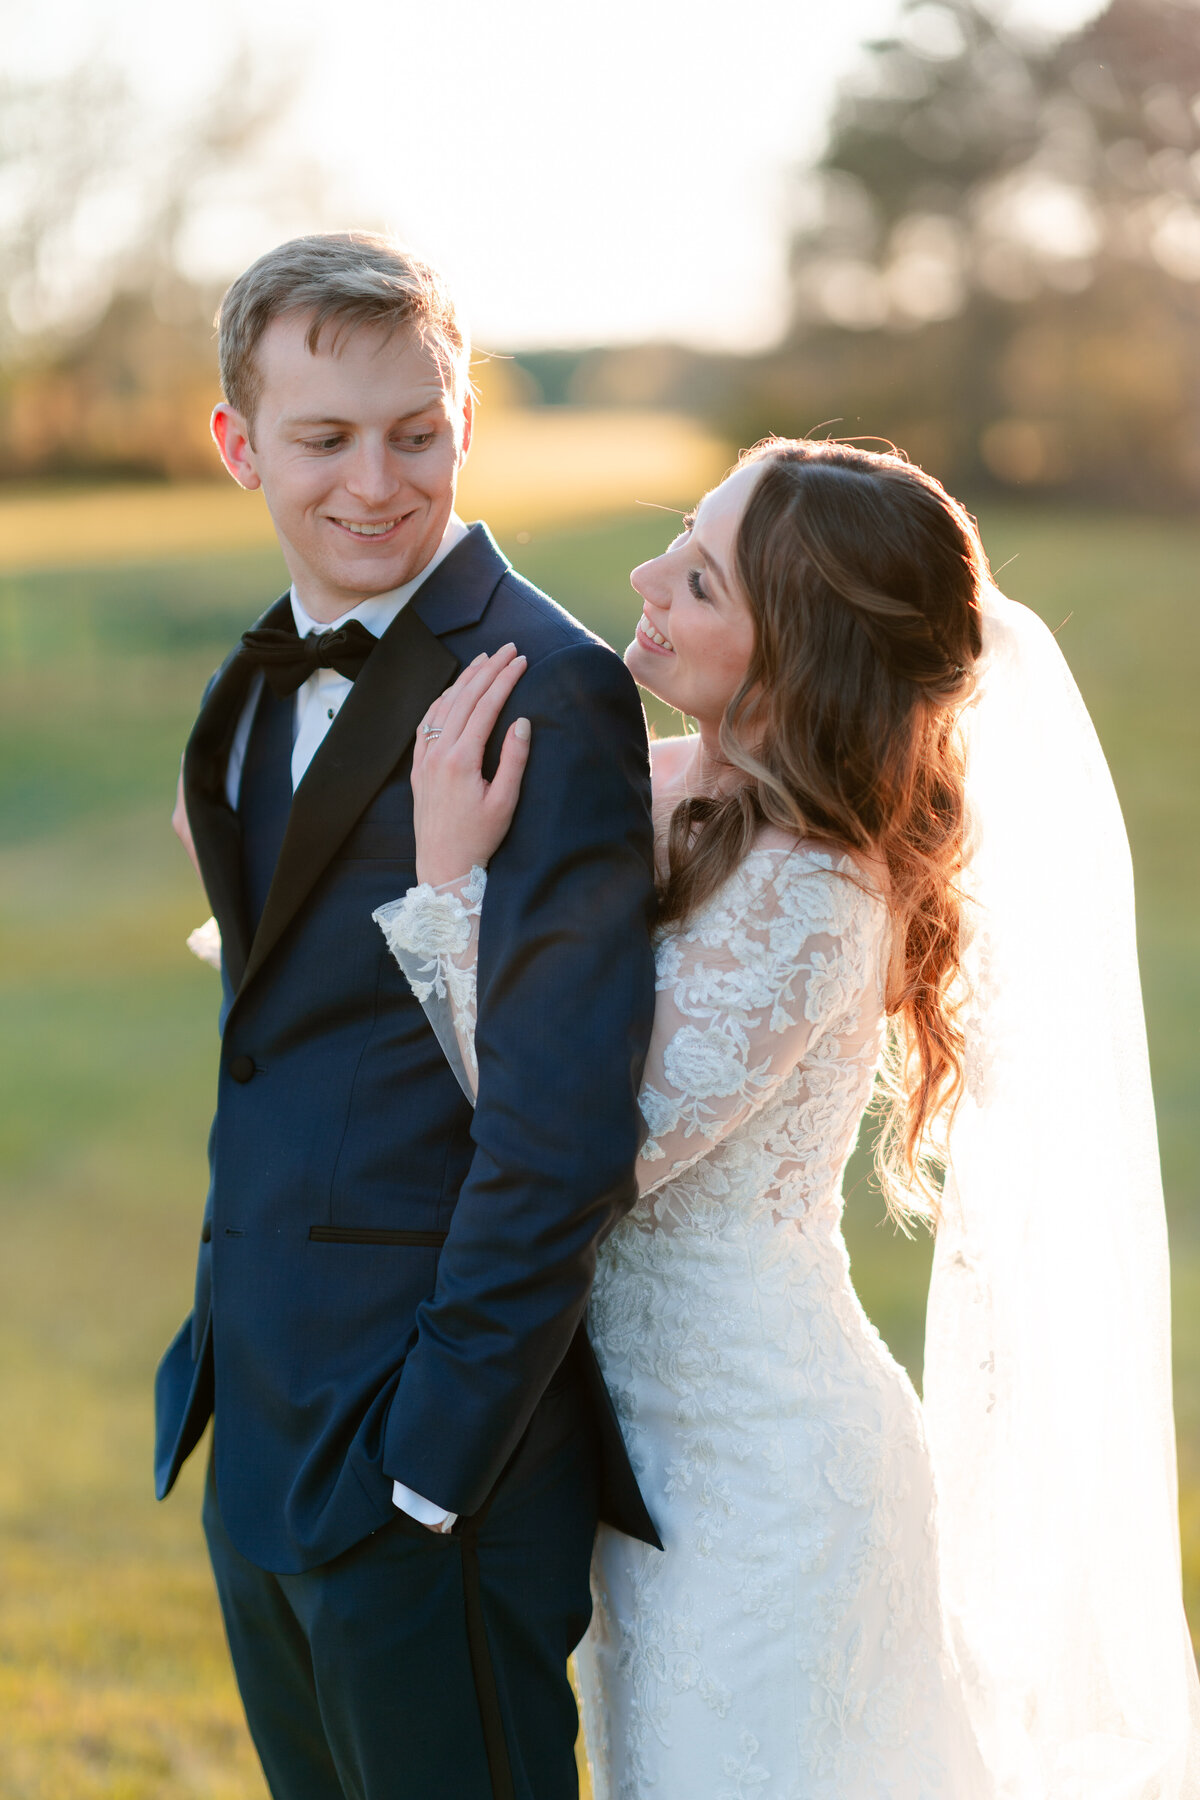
471, 652, 488, 665
515, 717, 531, 741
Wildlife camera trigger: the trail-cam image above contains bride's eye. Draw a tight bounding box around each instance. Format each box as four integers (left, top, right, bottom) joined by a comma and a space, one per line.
687, 568, 709, 602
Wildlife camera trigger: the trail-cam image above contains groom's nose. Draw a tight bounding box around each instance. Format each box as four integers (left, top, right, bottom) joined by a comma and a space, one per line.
343, 441, 400, 508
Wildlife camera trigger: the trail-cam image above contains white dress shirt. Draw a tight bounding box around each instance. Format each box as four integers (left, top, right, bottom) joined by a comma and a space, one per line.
224, 514, 468, 809
225, 513, 468, 1532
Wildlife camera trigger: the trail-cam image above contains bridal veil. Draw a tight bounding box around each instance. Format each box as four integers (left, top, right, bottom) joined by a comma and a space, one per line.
924, 587, 1200, 1797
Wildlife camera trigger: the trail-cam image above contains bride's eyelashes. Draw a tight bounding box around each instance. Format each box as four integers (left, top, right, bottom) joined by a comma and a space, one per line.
668, 514, 713, 602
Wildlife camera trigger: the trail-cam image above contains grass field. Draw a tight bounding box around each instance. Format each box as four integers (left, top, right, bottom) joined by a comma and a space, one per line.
0, 492, 1197, 1796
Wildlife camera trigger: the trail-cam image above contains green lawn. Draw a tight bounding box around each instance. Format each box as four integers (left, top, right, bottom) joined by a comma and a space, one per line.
1, 505, 1196, 1795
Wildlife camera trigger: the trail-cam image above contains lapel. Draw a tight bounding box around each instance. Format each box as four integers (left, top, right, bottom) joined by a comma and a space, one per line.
235, 524, 510, 999
411, 521, 511, 636
183, 592, 292, 990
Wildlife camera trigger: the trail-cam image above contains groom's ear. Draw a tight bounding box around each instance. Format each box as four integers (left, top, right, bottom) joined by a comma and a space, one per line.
457, 387, 474, 468
211, 403, 262, 492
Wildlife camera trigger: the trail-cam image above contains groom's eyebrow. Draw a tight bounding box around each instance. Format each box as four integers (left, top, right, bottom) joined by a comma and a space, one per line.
282, 401, 448, 428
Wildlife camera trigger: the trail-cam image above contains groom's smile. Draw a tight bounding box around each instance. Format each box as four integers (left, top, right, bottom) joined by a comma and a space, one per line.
335, 516, 404, 537
211, 312, 473, 624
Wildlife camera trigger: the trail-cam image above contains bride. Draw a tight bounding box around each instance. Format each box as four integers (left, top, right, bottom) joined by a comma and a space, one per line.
375, 438, 1200, 1798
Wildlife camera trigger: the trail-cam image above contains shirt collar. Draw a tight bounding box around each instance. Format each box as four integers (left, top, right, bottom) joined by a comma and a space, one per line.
289, 513, 470, 641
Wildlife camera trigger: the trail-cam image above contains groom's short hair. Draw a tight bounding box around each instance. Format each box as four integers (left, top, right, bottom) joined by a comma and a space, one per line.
217, 233, 469, 428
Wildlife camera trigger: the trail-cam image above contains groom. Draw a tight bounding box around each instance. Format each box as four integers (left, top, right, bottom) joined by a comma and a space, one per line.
155, 233, 660, 1800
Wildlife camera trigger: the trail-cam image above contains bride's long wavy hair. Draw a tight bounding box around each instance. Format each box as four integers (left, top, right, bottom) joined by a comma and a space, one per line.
657, 438, 986, 1221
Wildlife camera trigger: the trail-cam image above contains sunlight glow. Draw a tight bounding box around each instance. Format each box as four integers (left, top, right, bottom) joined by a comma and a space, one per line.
9, 0, 1108, 351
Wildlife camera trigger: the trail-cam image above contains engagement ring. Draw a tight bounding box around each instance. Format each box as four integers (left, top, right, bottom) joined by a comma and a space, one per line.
422, 725, 444, 740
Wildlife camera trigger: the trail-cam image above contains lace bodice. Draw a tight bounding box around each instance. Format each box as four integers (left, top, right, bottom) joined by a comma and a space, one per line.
633, 841, 889, 1242
375, 836, 891, 1237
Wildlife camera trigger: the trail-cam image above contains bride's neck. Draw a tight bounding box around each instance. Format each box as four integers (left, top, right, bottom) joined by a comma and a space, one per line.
695, 721, 740, 798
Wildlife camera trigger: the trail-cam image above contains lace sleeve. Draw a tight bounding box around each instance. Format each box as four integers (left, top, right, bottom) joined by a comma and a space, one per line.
374, 848, 887, 1196
636, 846, 885, 1195
373, 867, 487, 1102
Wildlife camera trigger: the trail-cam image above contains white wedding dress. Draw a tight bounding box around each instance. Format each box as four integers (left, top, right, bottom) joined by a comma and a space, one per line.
189, 591, 1197, 1796
376, 827, 988, 1798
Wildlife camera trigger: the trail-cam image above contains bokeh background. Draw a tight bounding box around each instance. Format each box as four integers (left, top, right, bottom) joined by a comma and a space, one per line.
2, 0, 1198, 1792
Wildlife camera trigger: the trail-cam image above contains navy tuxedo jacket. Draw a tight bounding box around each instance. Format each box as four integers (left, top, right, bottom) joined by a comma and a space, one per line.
154, 523, 661, 1573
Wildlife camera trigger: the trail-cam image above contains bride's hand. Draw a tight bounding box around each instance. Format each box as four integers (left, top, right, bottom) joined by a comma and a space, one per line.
412, 643, 531, 888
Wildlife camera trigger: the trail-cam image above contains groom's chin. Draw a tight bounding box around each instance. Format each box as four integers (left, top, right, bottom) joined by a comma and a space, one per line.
288, 542, 422, 613
321, 539, 419, 593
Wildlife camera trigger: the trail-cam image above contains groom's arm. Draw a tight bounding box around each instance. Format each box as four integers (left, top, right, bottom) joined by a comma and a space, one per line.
381, 638, 656, 1517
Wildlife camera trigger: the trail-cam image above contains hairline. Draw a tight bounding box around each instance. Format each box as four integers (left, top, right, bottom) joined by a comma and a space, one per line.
217, 236, 471, 434
233, 311, 471, 444
254, 308, 459, 406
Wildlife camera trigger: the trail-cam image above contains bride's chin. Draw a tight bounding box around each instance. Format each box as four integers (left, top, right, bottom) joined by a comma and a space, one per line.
624, 640, 677, 705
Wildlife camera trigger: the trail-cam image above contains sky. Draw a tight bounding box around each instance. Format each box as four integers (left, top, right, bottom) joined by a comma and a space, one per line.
9, 0, 1107, 352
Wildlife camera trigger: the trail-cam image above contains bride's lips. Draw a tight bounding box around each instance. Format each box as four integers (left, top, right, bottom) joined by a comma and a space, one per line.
635, 611, 675, 656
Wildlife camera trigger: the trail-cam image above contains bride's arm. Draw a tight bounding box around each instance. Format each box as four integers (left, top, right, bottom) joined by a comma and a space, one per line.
381, 845, 886, 1208
373, 646, 532, 1101
375, 866, 487, 1100
172, 764, 204, 878
376, 661, 885, 1193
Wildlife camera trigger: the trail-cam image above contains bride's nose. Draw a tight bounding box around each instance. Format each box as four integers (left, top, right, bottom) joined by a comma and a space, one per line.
630, 556, 666, 606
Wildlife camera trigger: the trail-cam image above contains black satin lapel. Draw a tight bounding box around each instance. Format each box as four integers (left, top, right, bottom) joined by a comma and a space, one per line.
182, 595, 292, 988
183, 671, 252, 988
410, 521, 510, 637
237, 603, 459, 997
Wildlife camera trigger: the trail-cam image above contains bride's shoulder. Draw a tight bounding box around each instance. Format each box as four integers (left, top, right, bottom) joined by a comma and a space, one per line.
743, 829, 890, 921
749, 824, 883, 880
649, 733, 696, 789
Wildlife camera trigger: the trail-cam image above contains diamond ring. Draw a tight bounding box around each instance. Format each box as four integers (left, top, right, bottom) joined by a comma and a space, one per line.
422, 724, 444, 740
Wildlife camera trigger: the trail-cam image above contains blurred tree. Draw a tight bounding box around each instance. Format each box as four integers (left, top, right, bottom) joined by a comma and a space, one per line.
0, 51, 323, 479
759, 0, 1200, 504
520, 0, 1200, 507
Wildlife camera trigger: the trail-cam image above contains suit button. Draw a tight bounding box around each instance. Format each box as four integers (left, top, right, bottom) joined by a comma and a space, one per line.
229, 1054, 256, 1084
201, 1219, 212, 1243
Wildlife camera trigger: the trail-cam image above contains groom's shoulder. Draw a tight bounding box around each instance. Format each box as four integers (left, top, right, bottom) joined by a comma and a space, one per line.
487, 561, 611, 670
487, 567, 641, 723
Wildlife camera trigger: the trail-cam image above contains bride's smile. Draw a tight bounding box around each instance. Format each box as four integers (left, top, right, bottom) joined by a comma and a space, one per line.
623, 461, 760, 736
632, 609, 673, 654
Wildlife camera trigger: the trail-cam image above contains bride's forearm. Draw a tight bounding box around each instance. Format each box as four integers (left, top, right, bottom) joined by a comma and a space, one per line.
172, 763, 203, 881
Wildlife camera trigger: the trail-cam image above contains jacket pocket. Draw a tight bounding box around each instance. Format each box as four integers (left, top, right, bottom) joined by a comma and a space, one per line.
308, 1225, 447, 1247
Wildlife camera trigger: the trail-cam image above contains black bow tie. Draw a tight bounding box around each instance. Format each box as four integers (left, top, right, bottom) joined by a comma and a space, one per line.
240, 619, 378, 698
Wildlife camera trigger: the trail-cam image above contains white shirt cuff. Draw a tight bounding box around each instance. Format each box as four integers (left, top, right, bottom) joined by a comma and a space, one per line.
392, 1479, 458, 1532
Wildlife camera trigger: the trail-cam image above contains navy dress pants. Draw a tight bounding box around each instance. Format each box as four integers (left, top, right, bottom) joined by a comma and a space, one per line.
203, 1381, 599, 1800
